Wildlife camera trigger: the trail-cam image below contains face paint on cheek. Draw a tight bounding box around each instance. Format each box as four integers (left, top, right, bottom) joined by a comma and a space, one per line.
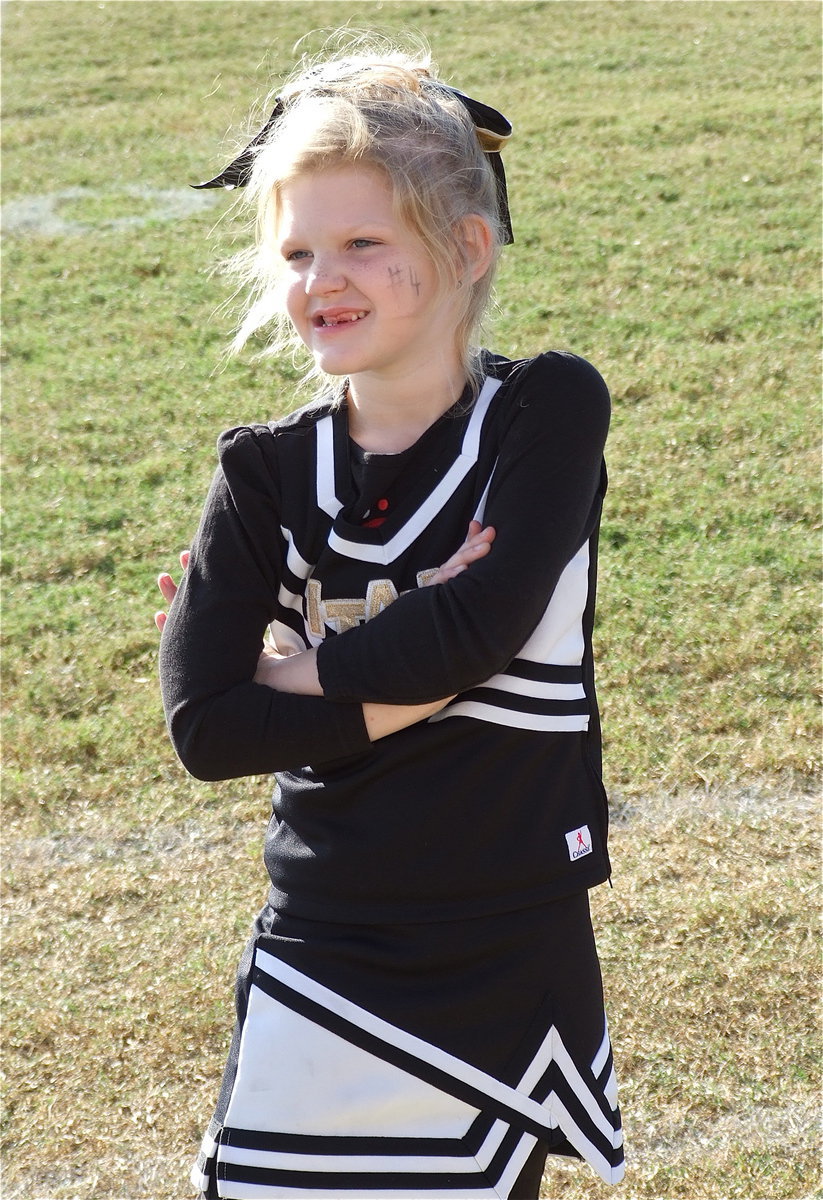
387, 265, 404, 288
408, 267, 422, 295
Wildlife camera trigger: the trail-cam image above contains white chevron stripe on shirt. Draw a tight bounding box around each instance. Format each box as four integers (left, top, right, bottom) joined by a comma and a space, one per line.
322, 377, 502, 565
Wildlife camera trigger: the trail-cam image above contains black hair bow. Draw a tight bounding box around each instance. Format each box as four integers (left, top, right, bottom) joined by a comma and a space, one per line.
191, 85, 514, 243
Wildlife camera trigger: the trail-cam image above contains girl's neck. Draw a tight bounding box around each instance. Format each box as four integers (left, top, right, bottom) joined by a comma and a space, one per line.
345, 359, 467, 454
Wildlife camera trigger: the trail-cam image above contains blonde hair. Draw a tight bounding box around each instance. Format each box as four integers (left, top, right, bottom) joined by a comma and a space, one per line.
225, 37, 506, 397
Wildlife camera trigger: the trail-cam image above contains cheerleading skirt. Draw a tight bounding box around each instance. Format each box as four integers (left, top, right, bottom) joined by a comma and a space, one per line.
191, 891, 624, 1199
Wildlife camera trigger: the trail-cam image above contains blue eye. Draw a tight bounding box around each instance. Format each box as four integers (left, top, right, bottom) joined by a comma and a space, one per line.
285, 249, 311, 262
351, 239, 377, 249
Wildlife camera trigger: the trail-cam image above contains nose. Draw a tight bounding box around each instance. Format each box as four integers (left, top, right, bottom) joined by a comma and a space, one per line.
305, 254, 346, 296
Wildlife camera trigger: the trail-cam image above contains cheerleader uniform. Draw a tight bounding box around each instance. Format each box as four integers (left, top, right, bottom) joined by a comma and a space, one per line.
160, 351, 625, 1198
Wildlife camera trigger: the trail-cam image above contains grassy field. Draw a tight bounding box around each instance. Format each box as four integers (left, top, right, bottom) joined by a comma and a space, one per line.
2, 2, 820, 1198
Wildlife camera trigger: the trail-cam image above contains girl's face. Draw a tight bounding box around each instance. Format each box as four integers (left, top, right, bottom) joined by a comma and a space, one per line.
277, 165, 461, 387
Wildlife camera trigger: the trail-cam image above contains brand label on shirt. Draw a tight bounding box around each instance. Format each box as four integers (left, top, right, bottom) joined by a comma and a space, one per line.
565, 825, 593, 861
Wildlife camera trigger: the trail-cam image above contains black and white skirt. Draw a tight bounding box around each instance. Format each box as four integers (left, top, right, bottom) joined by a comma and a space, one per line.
192, 892, 624, 1199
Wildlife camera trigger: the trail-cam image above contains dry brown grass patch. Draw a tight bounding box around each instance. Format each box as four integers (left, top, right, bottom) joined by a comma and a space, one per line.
3, 788, 819, 1199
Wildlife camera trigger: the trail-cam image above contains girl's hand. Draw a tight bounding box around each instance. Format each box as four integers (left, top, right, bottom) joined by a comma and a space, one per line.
425, 521, 495, 585
253, 645, 314, 688
154, 550, 190, 632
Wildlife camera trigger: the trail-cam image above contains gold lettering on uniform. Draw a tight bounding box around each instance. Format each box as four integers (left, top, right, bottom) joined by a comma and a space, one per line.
304, 571, 436, 638
306, 579, 324, 637
364, 579, 399, 621
416, 568, 439, 587
323, 599, 366, 633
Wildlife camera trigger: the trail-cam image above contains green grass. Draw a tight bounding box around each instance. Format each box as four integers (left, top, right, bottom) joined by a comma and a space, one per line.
2, 2, 820, 1197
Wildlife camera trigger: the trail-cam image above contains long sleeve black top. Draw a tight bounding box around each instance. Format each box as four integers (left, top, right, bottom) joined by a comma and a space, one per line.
160, 351, 612, 922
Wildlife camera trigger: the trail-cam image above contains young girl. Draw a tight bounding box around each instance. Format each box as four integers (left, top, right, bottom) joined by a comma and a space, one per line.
158, 41, 624, 1200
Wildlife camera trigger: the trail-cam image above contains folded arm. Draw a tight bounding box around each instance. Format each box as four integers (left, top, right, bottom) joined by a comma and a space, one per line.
158, 429, 373, 781
315, 354, 610, 705
252, 520, 496, 697
159, 433, 490, 780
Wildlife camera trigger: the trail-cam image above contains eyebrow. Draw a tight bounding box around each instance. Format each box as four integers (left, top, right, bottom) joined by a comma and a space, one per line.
278, 220, 396, 248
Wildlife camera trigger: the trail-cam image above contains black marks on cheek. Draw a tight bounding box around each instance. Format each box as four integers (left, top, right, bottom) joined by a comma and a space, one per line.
387, 264, 423, 295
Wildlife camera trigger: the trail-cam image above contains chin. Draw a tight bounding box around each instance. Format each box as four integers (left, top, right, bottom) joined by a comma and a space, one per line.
313, 352, 374, 378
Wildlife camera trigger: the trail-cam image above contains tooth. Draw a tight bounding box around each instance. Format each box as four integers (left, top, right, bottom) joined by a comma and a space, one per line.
320, 313, 366, 325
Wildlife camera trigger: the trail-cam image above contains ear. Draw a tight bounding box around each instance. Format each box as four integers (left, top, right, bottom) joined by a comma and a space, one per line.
458, 214, 495, 284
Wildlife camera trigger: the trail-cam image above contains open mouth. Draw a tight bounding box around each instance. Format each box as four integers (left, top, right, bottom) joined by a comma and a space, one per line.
314, 311, 368, 328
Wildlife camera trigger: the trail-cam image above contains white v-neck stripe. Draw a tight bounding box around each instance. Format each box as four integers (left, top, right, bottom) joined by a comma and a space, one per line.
319, 377, 502, 565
